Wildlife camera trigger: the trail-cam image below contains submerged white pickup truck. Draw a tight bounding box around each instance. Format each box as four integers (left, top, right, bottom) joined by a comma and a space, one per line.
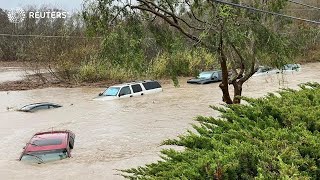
93, 80, 163, 101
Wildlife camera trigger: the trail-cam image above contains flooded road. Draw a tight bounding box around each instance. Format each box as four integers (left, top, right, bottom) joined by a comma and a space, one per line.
0, 63, 319, 179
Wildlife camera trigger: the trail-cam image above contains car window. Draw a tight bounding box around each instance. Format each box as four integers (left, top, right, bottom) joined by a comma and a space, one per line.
212, 72, 218, 78
49, 105, 57, 108
21, 149, 68, 163
103, 87, 120, 96
119, 86, 131, 96
142, 81, 161, 90
131, 84, 143, 93
31, 105, 49, 111
198, 72, 212, 79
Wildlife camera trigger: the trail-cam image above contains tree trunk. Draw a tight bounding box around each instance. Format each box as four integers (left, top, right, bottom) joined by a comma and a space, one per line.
232, 81, 243, 104
218, 25, 233, 104
219, 55, 233, 104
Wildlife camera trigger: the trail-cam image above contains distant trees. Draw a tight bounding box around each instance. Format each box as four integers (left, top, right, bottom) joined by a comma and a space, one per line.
83, 0, 300, 103
83, 0, 218, 84
0, 1, 318, 88
0, 7, 92, 63
284, 0, 320, 62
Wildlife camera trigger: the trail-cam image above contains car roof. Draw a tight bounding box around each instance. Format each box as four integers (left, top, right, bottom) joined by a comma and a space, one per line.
20, 102, 61, 111
24, 131, 69, 152
110, 80, 160, 87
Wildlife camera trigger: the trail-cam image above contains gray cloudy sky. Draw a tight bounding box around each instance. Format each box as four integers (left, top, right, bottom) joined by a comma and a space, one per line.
0, 0, 84, 12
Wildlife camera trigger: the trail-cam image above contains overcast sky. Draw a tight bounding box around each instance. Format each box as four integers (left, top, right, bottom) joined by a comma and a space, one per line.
0, 0, 84, 12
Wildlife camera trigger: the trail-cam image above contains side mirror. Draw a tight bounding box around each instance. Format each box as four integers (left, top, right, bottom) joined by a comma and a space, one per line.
212, 76, 217, 80
98, 93, 103, 96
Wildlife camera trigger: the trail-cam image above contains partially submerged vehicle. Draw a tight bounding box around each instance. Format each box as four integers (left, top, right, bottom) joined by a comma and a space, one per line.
253, 64, 301, 76
19, 130, 75, 164
282, 64, 301, 71
187, 71, 222, 84
255, 66, 273, 74
94, 80, 163, 101
18, 102, 62, 112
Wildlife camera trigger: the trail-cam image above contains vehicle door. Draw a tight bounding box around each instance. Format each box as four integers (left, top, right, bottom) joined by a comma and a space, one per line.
211, 72, 219, 81
118, 86, 133, 98
131, 84, 144, 96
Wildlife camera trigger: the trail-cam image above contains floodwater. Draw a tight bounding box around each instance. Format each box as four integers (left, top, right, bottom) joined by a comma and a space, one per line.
0, 67, 45, 83
0, 63, 319, 180
0, 67, 26, 83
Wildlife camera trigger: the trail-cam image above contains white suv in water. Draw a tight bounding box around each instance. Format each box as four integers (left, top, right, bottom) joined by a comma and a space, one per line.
94, 80, 163, 101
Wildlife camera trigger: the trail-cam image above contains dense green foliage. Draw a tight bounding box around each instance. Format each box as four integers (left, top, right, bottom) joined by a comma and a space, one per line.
122, 83, 320, 179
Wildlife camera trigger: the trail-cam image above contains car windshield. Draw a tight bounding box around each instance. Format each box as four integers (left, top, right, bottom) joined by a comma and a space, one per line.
21, 149, 68, 163
198, 72, 212, 79
102, 87, 120, 96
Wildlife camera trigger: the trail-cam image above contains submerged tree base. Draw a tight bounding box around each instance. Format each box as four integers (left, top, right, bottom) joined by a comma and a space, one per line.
122, 83, 320, 179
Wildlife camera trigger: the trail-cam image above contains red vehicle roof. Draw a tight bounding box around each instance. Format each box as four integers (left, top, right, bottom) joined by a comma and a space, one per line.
24, 131, 69, 152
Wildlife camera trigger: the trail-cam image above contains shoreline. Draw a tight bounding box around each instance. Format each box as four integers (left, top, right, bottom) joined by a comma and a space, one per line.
0, 60, 318, 91
0, 71, 175, 91
0, 78, 175, 91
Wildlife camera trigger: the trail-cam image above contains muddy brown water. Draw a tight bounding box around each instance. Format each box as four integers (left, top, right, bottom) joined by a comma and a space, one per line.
0, 67, 26, 83
0, 63, 319, 179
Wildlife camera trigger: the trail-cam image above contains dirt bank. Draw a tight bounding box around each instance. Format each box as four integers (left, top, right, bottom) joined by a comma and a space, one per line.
0, 64, 176, 91
0, 60, 318, 91
0, 73, 173, 91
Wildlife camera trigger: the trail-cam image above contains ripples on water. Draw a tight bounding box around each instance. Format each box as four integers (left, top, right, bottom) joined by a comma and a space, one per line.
0, 63, 319, 179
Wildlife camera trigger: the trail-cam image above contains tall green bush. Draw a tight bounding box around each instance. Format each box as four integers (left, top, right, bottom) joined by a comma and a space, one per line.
122, 83, 320, 179
150, 48, 218, 79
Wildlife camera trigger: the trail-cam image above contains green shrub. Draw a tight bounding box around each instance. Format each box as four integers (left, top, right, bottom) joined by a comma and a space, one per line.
55, 45, 99, 81
107, 66, 137, 82
76, 61, 108, 82
122, 83, 320, 179
150, 48, 218, 79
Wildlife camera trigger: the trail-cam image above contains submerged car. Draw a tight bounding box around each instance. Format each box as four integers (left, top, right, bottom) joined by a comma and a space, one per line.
18, 102, 62, 112
282, 64, 301, 71
19, 130, 75, 164
253, 64, 301, 76
255, 66, 273, 74
94, 80, 163, 101
187, 71, 222, 84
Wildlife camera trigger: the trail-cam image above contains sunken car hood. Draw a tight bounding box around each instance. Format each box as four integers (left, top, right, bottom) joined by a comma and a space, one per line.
93, 95, 118, 101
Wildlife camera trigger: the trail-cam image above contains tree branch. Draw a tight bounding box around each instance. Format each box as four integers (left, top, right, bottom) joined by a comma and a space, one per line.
108, 5, 130, 25
165, 0, 179, 24
137, 0, 205, 31
185, 0, 216, 28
